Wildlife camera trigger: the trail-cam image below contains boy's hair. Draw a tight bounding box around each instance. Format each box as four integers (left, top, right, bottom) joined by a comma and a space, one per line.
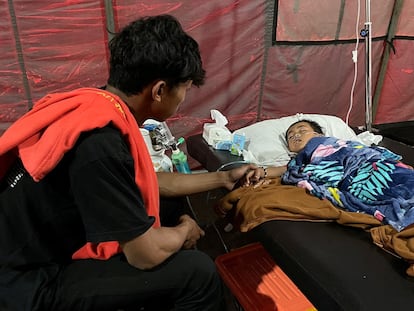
285, 119, 324, 141
107, 15, 205, 96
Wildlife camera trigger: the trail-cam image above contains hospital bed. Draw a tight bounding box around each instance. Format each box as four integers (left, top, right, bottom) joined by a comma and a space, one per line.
187, 114, 414, 311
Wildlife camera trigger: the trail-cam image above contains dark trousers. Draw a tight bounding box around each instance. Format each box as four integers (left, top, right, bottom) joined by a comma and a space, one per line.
46, 197, 225, 311
48, 250, 224, 311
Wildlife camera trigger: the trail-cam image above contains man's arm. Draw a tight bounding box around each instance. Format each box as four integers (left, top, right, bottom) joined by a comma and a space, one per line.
121, 214, 204, 270
157, 163, 258, 197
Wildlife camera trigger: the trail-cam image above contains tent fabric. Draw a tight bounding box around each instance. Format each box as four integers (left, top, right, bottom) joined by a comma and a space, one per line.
1, 1, 414, 165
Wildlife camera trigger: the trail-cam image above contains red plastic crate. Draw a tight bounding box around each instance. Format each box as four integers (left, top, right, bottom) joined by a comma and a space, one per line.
215, 242, 317, 311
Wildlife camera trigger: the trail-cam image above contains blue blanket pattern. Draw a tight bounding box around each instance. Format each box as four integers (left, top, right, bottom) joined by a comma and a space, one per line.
282, 136, 414, 231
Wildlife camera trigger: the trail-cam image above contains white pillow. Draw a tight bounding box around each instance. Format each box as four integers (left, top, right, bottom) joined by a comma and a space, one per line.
233, 113, 360, 167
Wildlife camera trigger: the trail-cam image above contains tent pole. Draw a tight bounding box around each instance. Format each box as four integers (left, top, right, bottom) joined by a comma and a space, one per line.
104, 0, 116, 41
363, 0, 373, 132
372, 0, 404, 123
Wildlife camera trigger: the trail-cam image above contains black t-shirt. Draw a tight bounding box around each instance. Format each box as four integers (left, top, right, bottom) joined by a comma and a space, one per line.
0, 126, 155, 306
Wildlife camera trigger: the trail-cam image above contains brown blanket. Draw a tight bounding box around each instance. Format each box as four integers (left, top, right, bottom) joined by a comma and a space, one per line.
218, 177, 414, 277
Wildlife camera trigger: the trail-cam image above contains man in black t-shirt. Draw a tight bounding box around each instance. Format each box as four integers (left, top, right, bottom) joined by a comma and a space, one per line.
0, 15, 257, 311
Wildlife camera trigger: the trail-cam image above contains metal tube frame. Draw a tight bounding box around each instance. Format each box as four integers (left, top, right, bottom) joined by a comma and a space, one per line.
364, 0, 372, 132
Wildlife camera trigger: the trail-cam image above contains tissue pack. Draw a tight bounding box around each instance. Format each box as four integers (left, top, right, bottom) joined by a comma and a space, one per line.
202, 123, 232, 148
202, 109, 233, 149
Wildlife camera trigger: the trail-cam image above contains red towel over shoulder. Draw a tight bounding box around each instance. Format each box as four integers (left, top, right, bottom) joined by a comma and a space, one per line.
0, 88, 160, 260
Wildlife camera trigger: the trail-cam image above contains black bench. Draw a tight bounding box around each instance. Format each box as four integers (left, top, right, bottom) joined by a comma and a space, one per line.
187, 133, 414, 311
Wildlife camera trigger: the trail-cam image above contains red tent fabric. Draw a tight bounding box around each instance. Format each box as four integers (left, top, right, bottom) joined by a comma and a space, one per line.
1, 0, 413, 166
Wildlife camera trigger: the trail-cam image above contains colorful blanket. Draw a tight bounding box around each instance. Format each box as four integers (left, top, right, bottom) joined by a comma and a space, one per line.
282, 136, 414, 231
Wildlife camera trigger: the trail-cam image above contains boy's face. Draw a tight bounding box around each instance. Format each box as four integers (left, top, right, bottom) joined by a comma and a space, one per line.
286, 121, 321, 153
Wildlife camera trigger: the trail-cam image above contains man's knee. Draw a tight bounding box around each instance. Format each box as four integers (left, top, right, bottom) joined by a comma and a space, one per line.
180, 250, 218, 279
174, 250, 224, 310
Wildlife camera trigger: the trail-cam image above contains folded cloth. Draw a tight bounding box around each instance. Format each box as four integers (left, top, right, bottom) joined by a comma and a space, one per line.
219, 178, 382, 232
370, 224, 414, 277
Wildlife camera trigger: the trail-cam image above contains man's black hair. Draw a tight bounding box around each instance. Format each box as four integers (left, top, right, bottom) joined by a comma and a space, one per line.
107, 15, 205, 96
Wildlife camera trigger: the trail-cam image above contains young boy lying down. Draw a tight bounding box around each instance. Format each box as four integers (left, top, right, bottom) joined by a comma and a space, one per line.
243, 119, 414, 232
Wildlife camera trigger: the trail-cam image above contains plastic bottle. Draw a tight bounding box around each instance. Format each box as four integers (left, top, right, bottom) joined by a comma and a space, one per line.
171, 147, 191, 174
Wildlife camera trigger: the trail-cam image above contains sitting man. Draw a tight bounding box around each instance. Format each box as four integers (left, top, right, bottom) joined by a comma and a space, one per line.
0, 14, 257, 311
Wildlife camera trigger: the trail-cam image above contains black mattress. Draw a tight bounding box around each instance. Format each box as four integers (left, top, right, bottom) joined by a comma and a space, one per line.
375, 120, 414, 146
253, 221, 414, 310
187, 133, 414, 311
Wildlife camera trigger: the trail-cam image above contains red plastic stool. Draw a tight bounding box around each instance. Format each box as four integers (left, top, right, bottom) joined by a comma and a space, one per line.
215, 243, 317, 311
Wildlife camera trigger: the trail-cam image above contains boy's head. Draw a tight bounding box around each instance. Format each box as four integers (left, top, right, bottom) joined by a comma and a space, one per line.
285, 120, 324, 153
107, 14, 205, 96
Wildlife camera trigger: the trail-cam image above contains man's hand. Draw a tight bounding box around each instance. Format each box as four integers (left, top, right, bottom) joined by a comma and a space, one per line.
240, 166, 263, 187
223, 163, 259, 190
179, 214, 205, 249
238, 165, 287, 188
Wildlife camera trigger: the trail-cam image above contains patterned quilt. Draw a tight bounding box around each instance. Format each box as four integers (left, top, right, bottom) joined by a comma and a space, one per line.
282, 136, 414, 231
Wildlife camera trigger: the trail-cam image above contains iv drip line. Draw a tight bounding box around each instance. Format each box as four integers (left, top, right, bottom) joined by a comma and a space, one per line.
346, 0, 372, 133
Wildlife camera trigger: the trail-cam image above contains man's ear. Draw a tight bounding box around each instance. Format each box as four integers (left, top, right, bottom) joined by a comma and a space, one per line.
152, 80, 166, 102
